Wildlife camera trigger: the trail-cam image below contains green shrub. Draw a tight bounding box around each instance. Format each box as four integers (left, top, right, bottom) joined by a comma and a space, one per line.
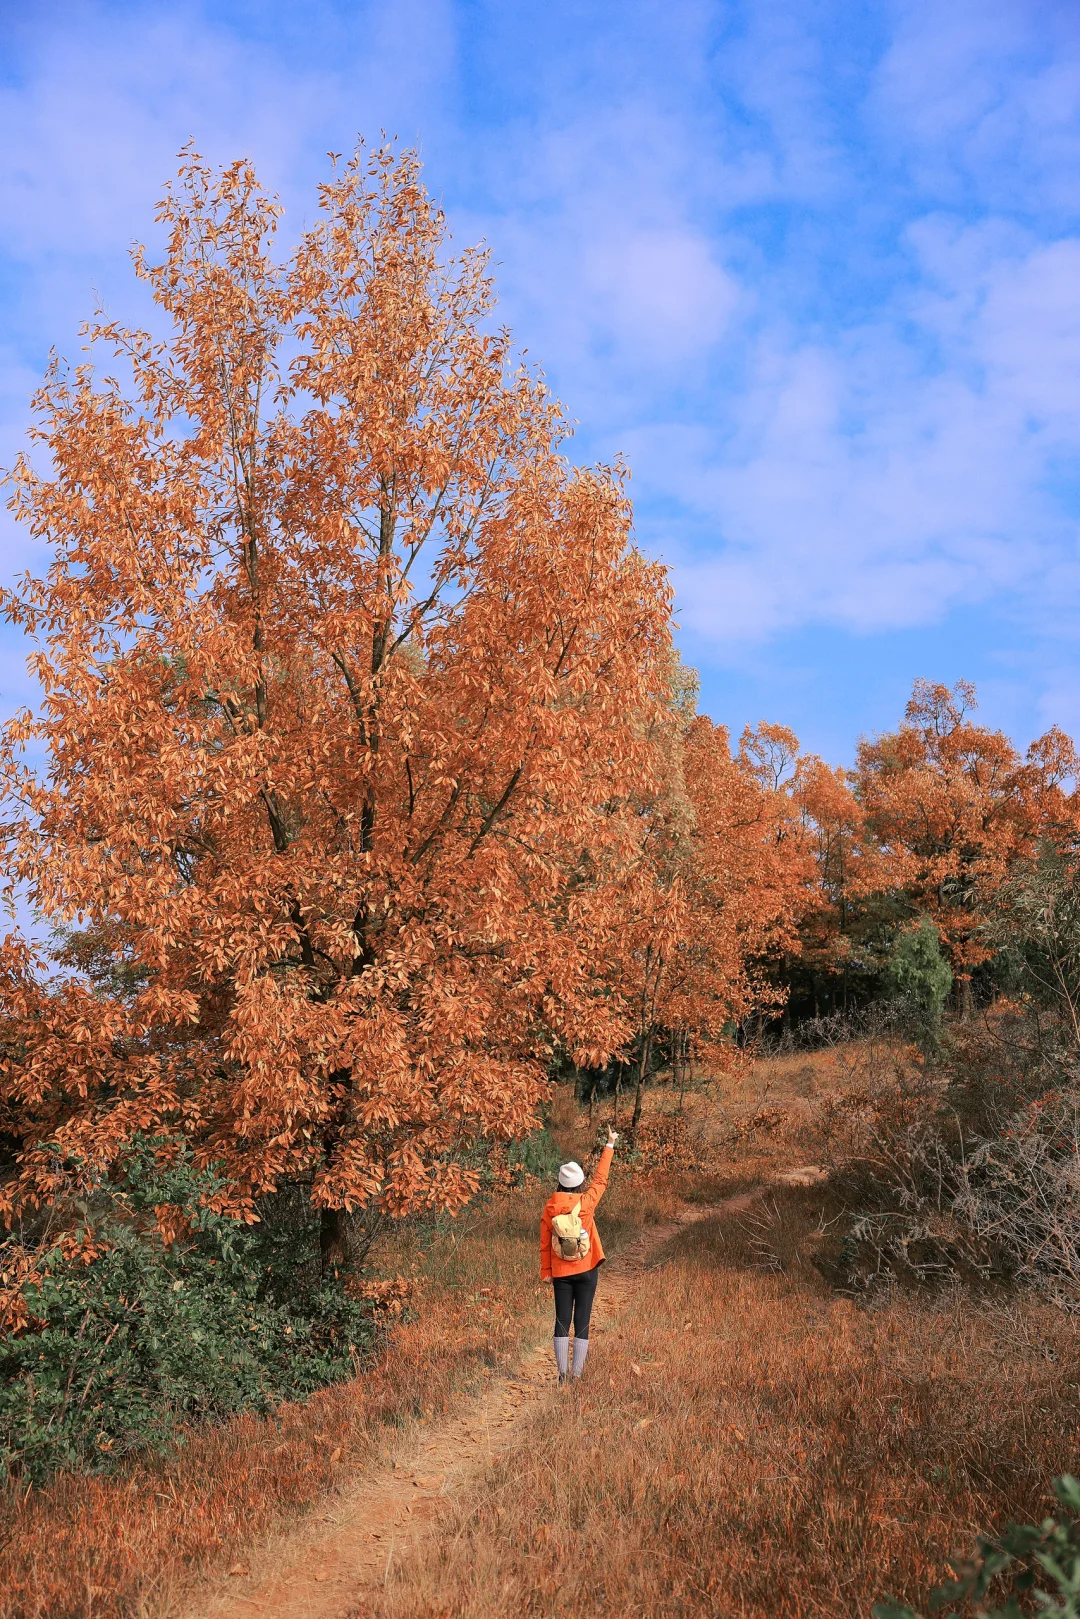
989, 846, 1080, 1046
874, 1474, 1080, 1617
0, 1141, 375, 1483
887, 916, 953, 1051
505, 1125, 563, 1183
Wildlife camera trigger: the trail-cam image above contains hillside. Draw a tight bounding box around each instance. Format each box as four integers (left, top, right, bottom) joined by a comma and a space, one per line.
4, 1047, 1076, 1619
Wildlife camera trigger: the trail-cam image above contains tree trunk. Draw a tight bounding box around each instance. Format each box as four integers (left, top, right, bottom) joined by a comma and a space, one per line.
320, 1206, 351, 1277
959, 975, 973, 1022
676, 1028, 689, 1114
631, 1034, 653, 1133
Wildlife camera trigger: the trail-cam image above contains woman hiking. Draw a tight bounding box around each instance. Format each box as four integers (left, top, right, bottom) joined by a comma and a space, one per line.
540, 1126, 619, 1383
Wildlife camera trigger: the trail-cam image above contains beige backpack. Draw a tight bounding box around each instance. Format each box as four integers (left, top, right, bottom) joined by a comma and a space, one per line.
551, 1200, 592, 1262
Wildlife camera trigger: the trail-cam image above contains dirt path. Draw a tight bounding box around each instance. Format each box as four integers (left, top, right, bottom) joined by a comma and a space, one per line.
179, 1188, 766, 1619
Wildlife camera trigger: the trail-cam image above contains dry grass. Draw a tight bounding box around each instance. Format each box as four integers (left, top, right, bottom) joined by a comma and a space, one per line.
6, 1050, 1074, 1619
0, 1145, 685, 1619
370, 1183, 1080, 1619
621, 1035, 919, 1185
0, 1184, 545, 1619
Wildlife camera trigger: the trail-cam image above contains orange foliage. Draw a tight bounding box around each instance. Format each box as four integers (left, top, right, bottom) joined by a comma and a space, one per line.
791, 753, 866, 985
617, 714, 815, 1126
855, 679, 1078, 990
0, 145, 673, 1254
687, 718, 814, 1025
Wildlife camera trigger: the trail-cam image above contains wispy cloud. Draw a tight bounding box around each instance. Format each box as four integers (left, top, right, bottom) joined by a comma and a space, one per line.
643, 222, 1080, 643
1, 0, 1078, 747
448, 1, 1080, 670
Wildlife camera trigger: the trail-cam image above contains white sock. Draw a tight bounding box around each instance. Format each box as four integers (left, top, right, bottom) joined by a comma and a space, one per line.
553, 1336, 570, 1377
571, 1337, 589, 1378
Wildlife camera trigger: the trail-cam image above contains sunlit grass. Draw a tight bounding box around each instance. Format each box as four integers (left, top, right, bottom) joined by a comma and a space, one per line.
5, 1057, 1075, 1619
0, 1146, 677, 1619
372, 1185, 1080, 1619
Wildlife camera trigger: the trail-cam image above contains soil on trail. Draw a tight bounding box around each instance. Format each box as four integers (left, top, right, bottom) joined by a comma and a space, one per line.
181, 1188, 767, 1619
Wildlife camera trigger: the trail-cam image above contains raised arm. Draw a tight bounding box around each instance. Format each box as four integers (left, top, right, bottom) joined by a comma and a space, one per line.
580, 1128, 619, 1218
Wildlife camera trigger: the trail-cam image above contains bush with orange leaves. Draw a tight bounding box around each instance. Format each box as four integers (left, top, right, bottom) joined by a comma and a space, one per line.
855, 679, 1079, 1012
344, 1274, 415, 1317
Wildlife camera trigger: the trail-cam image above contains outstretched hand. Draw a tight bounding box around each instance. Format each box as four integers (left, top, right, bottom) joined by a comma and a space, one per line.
606, 1126, 619, 1147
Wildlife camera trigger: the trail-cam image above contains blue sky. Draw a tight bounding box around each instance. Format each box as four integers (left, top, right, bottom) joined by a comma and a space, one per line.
2, 0, 1080, 763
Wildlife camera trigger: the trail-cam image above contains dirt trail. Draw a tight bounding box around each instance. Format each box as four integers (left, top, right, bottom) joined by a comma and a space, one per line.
181, 1188, 766, 1619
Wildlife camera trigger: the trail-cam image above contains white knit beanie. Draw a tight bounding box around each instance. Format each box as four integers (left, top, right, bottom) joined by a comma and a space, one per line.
558, 1161, 585, 1189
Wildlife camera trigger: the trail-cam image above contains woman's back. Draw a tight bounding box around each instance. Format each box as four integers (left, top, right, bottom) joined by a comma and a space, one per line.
540, 1130, 618, 1382
541, 1181, 608, 1277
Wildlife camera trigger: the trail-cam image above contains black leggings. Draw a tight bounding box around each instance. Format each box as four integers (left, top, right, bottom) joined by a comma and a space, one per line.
552, 1265, 600, 1338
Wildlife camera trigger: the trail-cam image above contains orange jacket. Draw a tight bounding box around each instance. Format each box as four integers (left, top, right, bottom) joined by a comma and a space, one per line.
539, 1145, 614, 1280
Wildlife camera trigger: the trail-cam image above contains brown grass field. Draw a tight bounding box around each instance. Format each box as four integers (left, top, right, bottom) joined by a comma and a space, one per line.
0, 1135, 678, 1619
2, 1047, 1078, 1618
372, 1184, 1080, 1618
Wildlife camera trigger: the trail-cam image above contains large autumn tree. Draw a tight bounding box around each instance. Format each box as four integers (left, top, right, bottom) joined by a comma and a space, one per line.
0, 147, 672, 1266
855, 680, 1078, 1014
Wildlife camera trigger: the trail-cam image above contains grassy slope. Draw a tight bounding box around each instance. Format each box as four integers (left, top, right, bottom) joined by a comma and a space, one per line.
0, 1129, 678, 1619
5, 1048, 1079, 1618
372, 1182, 1080, 1619
0, 1186, 541, 1619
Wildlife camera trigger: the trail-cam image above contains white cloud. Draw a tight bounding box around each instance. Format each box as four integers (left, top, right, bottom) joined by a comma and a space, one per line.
0, 1, 456, 267
1, 20, 306, 258
3, 0, 1080, 723
623, 218, 1080, 644
581, 228, 738, 360
873, 0, 1080, 211
0, 0, 458, 566
455, 97, 754, 400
